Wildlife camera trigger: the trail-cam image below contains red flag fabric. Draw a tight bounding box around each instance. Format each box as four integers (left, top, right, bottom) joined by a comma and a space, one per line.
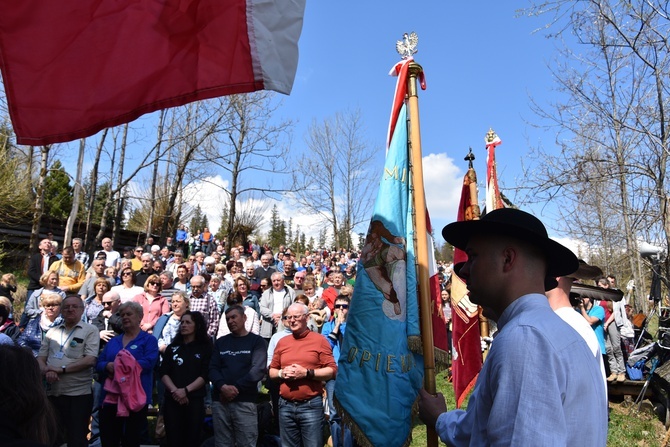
0, 0, 306, 145
427, 210, 449, 368
451, 167, 483, 408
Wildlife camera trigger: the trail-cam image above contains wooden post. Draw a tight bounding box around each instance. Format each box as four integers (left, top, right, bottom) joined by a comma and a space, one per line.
407, 61, 438, 447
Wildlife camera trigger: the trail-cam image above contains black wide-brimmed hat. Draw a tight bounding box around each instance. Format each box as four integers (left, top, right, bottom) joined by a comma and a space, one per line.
442, 208, 578, 278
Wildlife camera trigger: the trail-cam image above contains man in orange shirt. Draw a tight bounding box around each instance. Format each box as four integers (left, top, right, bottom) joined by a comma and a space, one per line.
269, 303, 337, 447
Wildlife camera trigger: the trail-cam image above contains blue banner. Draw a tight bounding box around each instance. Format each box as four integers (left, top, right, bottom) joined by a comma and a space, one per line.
335, 103, 424, 447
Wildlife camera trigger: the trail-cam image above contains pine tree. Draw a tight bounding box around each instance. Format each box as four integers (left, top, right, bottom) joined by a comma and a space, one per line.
268, 205, 283, 249
189, 205, 205, 234
318, 227, 327, 250
43, 160, 73, 220
299, 232, 306, 254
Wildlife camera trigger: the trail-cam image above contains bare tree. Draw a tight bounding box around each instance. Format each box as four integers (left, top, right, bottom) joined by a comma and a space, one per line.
291, 108, 378, 249
204, 92, 292, 251
520, 0, 670, 310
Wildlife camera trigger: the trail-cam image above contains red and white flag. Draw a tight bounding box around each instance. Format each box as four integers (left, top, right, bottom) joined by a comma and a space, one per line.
0, 0, 306, 145
485, 130, 504, 212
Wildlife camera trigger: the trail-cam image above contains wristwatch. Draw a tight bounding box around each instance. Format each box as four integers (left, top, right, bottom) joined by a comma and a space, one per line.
61, 365, 66, 374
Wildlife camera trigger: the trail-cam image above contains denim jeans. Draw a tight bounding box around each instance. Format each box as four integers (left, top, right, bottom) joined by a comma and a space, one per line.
89, 381, 102, 447
278, 395, 324, 447
212, 400, 258, 447
325, 380, 354, 447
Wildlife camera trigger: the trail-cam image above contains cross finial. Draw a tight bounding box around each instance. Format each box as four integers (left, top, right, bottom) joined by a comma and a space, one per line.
464, 147, 475, 169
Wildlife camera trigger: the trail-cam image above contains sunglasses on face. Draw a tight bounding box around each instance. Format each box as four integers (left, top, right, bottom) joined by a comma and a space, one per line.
122, 272, 133, 276
148, 282, 160, 286
334, 304, 349, 309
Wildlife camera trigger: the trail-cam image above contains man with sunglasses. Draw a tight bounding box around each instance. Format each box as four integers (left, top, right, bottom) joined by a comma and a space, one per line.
321, 295, 353, 447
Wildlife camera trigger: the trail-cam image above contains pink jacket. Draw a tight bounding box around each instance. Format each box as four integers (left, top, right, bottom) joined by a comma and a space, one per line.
103, 349, 146, 416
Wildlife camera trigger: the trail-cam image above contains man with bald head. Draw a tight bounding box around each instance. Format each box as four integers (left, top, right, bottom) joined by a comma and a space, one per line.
94, 238, 121, 268
418, 208, 607, 446
269, 303, 337, 447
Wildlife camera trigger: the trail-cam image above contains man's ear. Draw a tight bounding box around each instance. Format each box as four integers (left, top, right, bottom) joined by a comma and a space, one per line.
501, 246, 518, 273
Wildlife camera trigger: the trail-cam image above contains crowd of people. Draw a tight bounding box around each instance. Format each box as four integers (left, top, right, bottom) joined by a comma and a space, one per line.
0, 212, 652, 447
0, 233, 361, 447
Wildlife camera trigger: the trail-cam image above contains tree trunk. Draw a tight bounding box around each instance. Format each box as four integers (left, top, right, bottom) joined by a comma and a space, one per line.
84, 129, 108, 250
64, 138, 86, 246
29, 145, 50, 253
147, 110, 165, 239
111, 124, 129, 246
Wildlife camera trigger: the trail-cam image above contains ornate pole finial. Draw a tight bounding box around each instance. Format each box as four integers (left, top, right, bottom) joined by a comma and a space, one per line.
396, 32, 418, 59
464, 147, 475, 169
485, 128, 498, 144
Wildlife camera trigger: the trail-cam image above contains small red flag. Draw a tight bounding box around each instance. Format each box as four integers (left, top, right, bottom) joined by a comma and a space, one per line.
451, 167, 483, 408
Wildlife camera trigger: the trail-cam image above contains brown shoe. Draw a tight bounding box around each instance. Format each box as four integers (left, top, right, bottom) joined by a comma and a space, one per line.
616, 373, 626, 382
606, 373, 617, 382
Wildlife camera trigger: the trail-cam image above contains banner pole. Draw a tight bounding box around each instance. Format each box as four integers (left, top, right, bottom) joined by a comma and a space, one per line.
407, 61, 438, 447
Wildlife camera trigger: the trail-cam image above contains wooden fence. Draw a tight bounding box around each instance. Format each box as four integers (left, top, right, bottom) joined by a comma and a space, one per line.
0, 215, 149, 270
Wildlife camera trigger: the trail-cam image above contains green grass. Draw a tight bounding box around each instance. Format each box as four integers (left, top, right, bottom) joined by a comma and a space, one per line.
407, 372, 666, 447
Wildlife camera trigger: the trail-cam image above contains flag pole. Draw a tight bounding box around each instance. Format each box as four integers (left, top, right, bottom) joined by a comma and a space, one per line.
407, 60, 438, 447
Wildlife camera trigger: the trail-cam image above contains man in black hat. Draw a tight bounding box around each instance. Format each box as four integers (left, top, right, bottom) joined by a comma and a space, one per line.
418, 208, 607, 446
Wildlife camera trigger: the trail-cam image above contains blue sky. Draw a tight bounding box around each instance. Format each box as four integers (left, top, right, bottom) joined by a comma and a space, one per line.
50, 1, 574, 247
273, 1, 567, 243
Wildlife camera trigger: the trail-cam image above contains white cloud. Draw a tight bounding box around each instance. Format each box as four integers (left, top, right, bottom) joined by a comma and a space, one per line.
422, 152, 464, 242
182, 175, 230, 233
178, 153, 465, 247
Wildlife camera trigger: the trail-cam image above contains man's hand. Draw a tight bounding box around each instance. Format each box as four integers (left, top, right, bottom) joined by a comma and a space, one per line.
44, 367, 60, 384
283, 364, 307, 380
418, 388, 447, 431
272, 313, 282, 326
220, 384, 239, 402
100, 330, 116, 342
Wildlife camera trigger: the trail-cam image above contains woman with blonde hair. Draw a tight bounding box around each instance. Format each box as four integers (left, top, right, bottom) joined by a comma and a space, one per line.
22, 271, 66, 326
133, 274, 169, 334
154, 291, 191, 353
18, 293, 64, 356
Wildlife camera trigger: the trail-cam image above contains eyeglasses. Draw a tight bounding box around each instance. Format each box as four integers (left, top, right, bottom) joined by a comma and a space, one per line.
122, 272, 133, 276
148, 281, 160, 286
135, 250, 143, 253
102, 301, 116, 306
44, 304, 61, 308
334, 304, 349, 309
284, 314, 306, 321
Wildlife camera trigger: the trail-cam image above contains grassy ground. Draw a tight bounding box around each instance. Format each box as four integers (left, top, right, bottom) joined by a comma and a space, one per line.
408, 371, 667, 446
